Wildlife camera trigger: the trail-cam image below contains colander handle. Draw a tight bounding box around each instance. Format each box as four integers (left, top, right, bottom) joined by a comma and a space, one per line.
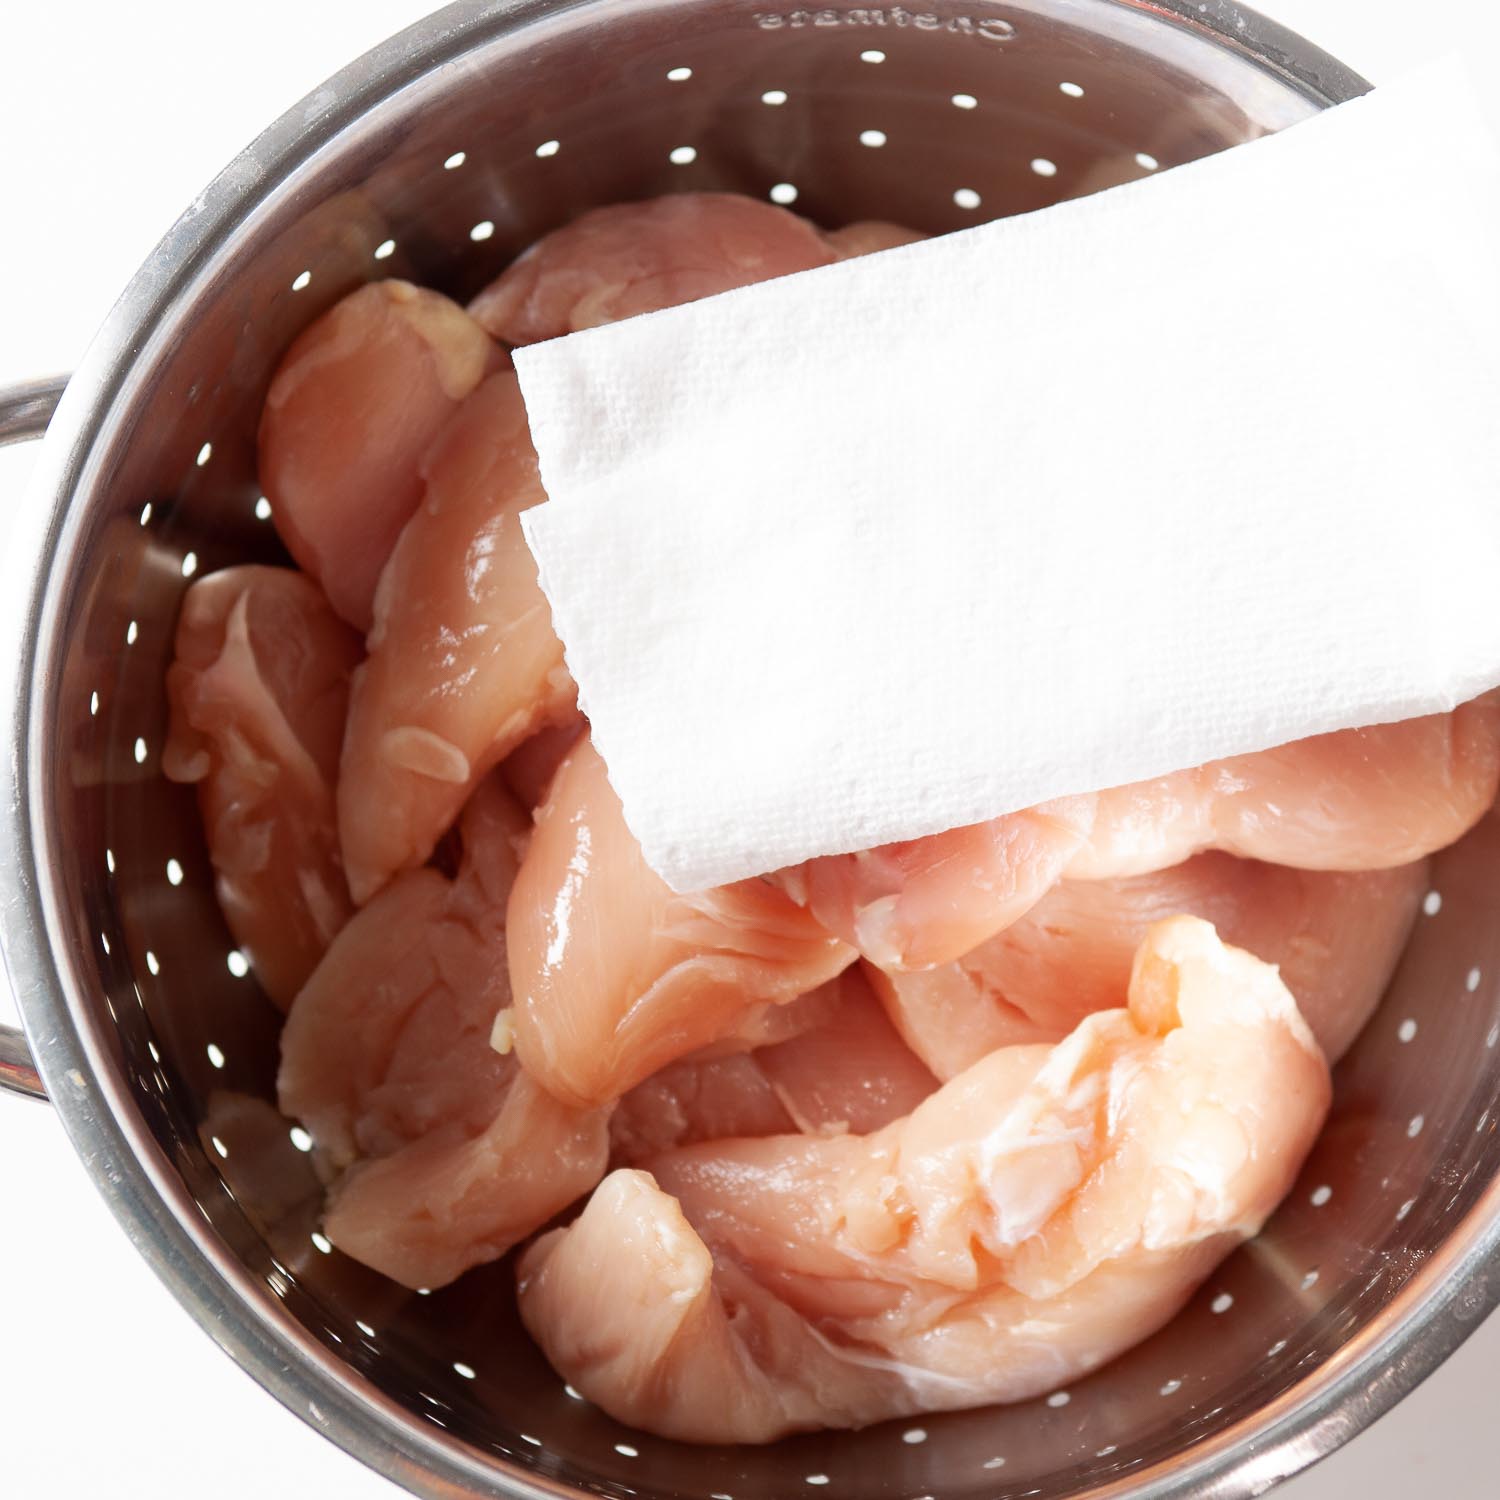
0, 374, 68, 1101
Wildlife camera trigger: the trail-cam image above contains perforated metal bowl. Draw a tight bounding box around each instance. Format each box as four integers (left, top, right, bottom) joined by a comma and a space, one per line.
2, 3, 1498, 1497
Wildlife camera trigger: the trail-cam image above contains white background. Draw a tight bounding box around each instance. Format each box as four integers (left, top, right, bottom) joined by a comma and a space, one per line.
1, 2, 1495, 1496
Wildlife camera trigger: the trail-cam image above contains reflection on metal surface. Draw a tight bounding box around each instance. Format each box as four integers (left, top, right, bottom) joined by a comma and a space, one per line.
0, 376, 63, 1101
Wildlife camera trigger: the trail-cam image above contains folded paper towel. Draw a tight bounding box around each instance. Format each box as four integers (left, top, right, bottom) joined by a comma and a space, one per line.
519, 63, 1500, 894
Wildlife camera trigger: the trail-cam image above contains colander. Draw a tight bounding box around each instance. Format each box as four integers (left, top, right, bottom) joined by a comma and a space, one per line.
2, 2, 1497, 1497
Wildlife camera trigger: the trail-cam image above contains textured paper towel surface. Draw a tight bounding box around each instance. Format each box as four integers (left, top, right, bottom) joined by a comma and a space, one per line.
520, 65, 1500, 894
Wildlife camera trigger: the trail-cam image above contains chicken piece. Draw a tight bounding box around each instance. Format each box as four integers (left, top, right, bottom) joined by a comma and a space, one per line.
611, 967, 938, 1163
681, 973, 846, 1059
500, 711, 588, 811
1075, 700, 1500, 877
753, 967, 939, 1135
324, 1072, 605, 1291
469, 193, 838, 344
593, 984, 841, 1172
163, 566, 362, 1010
279, 777, 608, 1288
611, 1054, 796, 1166
823, 220, 930, 258
519, 916, 1330, 1442
337, 371, 575, 902
779, 798, 1096, 975
872, 852, 1428, 1076
781, 698, 1500, 970
507, 735, 855, 1108
258, 280, 503, 630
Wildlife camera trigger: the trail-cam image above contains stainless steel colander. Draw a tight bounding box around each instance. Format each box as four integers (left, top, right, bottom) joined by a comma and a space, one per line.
3, 3, 1498, 1497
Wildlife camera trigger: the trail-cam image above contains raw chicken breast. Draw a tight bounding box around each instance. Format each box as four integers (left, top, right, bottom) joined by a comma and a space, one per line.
500, 711, 588, 811
871, 852, 1428, 1077
519, 916, 1330, 1442
611, 967, 938, 1163
258, 280, 503, 629
753, 967, 939, 1136
823, 220, 929, 257
676, 973, 846, 1059
507, 735, 855, 1108
338, 371, 575, 903
469, 193, 837, 344
780, 798, 1096, 975
782, 698, 1500, 970
163, 567, 362, 1010
611, 1054, 796, 1166
278, 777, 608, 1288
1076, 699, 1500, 877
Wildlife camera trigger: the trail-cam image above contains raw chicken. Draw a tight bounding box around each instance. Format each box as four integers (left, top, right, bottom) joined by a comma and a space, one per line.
780, 698, 1500, 970
780, 797, 1095, 975
871, 852, 1427, 1077
342, 191, 846, 903
338, 371, 575, 903
682, 974, 846, 1058
611, 1054, 796, 1166
1074, 700, 1500, 876
611, 967, 938, 1163
823, 220, 930, 258
518, 916, 1331, 1442
500, 711, 588, 810
278, 776, 609, 1288
258, 280, 503, 629
506, 735, 856, 1108
163, 566, 362, 1010
752, 967, 938, 1136
469, 193, 838, 344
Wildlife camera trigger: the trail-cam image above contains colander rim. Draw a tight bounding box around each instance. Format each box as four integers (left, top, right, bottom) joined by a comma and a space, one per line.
6, 3, 1490, 1498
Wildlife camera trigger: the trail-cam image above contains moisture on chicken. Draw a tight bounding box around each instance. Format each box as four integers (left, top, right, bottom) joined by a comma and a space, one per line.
163, 566, 363, 1010
337, 371, 574, 904
506, 734, 855, 1108
278, 776, 608, 1289
258, 279, 504, 630
780, 699, 1500, 970
518, 917, 1331, 1443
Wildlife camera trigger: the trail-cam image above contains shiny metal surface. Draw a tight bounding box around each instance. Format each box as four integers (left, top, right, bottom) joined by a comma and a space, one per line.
2, 3, 1495, 1498
0, 376, 67, 451
0, 1024, 46, 1100
0, 377, 62, 1101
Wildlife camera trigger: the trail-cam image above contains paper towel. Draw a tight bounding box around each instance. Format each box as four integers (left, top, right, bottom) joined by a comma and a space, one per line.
518, 63, 1500, 895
